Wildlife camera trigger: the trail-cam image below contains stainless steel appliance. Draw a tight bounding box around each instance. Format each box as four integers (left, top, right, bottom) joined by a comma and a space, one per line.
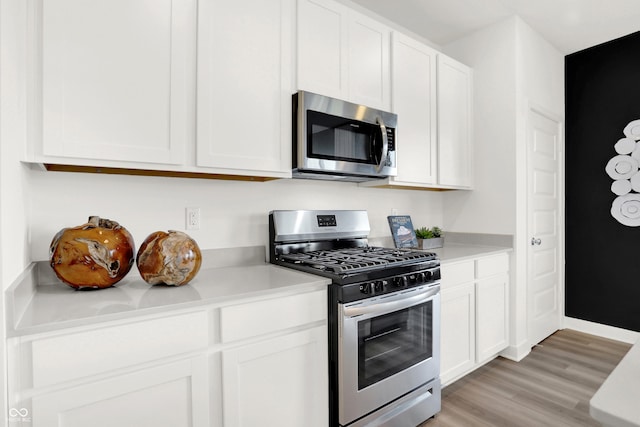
292, 91, 397, 182
269, 210, 441, 427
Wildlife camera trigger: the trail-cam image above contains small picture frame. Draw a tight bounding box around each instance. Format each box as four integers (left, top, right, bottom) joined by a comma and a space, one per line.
387, 215, 418, 248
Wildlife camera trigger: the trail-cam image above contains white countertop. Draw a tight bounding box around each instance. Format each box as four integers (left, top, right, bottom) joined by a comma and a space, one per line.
368, 233, 513, 264
6, 247, 331, 337
432, 243, 512, 263
590, 340, 640, 427
6, 240, 512, 338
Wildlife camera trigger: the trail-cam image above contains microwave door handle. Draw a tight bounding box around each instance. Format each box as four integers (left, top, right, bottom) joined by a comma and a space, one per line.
376, 117, 389, 173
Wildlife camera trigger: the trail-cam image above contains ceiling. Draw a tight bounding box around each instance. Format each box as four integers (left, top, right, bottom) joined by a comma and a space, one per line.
349, 0, 640, 54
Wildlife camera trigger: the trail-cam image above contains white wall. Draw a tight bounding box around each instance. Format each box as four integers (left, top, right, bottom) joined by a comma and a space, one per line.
1, 1, 30, 424
442, 18, 518, 235
442, 16, 564, 360
27, 170, 444, 262
0, 0, 29, 288
513, 16, 564, 355
516, 19, 564, 115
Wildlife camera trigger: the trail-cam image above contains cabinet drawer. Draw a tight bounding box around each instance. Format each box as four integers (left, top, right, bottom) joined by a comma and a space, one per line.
440, 260, 474, 288
220, 290, 326, 342
32, 312, 208, 388
475, 253, 509, 278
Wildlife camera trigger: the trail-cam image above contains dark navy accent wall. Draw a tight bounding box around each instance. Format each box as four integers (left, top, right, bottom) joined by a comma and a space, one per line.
565, 31, 640, 332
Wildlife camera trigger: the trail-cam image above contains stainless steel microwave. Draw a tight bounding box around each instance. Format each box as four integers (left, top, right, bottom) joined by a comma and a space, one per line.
292, 91, 397, 182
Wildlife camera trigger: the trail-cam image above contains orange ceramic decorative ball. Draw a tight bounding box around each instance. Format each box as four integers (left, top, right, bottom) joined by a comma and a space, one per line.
49, 216, 136, 289
136, 230, 202, 286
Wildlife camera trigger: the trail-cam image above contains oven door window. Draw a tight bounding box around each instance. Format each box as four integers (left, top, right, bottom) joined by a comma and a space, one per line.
307, 110, 382, 165
357, 300, 433, 390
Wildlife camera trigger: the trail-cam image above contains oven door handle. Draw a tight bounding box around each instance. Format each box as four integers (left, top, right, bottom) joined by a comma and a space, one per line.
375, 116, 389, 173
343, 286, 439, 318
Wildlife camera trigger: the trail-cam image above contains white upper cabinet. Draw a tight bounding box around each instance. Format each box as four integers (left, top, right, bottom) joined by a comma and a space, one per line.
25, 0, 469, 183
347, 12, 391, 110
437, 55, 473, 189
297, 0, 391, 110
389, 32, 438, 186
196, 0, 293, 177
297, 0, 348, 101
26, 0, 292, 179
361, 33, 473, 190
37, 0, 194, 165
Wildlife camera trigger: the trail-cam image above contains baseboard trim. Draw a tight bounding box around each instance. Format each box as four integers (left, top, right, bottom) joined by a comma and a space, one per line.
563, 317, 640, 344
500, 341, 530, 362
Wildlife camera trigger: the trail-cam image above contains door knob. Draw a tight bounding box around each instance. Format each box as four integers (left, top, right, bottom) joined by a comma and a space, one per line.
531, 237, 542, 246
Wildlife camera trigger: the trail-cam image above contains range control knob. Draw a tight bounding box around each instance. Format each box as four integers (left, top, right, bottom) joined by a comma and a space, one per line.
374, 281, 385, 293
360, 283, 372, 294
393, 276, 408, 288
422, 271, 433, 282
432, 268, 441, 281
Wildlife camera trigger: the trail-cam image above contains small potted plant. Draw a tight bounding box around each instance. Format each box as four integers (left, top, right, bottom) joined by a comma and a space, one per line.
415, 226, 444, 249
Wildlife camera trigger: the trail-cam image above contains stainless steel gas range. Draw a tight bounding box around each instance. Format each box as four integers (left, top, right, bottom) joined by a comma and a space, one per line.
269, 210, 441, 427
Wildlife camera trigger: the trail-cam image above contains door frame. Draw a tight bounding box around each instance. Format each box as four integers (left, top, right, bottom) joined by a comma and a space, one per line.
525, 101, 565, 348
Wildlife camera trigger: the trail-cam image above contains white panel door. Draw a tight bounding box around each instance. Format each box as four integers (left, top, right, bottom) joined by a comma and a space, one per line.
528, 108, 562, 346
437, 55, 473, 188
221, 326, 328, 427
348, 12, 391, 110
196, 0, 293, 176
41, 0, 192, 165
32, 358, 209, 427
391, 33, 437, 185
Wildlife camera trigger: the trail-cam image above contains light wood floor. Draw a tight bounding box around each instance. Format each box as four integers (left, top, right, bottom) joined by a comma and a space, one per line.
421, 329, 632, 427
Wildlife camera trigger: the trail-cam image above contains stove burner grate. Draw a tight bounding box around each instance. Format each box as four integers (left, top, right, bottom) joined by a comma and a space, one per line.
278, 247, 436, 274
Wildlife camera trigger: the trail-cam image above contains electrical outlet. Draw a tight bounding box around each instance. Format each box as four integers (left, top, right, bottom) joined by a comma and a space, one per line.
186, 207, 200, 230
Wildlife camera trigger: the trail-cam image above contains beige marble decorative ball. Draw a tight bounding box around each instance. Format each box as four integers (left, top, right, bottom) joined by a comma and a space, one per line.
136, 230, 202, 286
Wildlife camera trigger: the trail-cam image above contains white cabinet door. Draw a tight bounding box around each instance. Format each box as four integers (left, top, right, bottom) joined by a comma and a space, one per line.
476, 273, 509, 363
297, 0, 390, 109
440, 282, 475, 385
390, 32, 437, 186
347, 12, 391, 110
196, 0, 293, 177
32, 357, 209, 427
437, 55, 473, 189
297, 0, 348, 100
39, 0, 193, 165
221, 325, 328, 427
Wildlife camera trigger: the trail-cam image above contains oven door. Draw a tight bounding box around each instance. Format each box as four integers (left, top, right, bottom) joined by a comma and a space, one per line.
338, 285, 440, 426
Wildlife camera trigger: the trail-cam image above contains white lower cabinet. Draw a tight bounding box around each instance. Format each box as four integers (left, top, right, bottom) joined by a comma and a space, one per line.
218, 289, 328, 427
476, 274, 509, 363
440, 253, 509, 386
221, 326, 328, 427
7, 288, 328, 427
31, 357, 210, 427
440, 281, 475, 384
